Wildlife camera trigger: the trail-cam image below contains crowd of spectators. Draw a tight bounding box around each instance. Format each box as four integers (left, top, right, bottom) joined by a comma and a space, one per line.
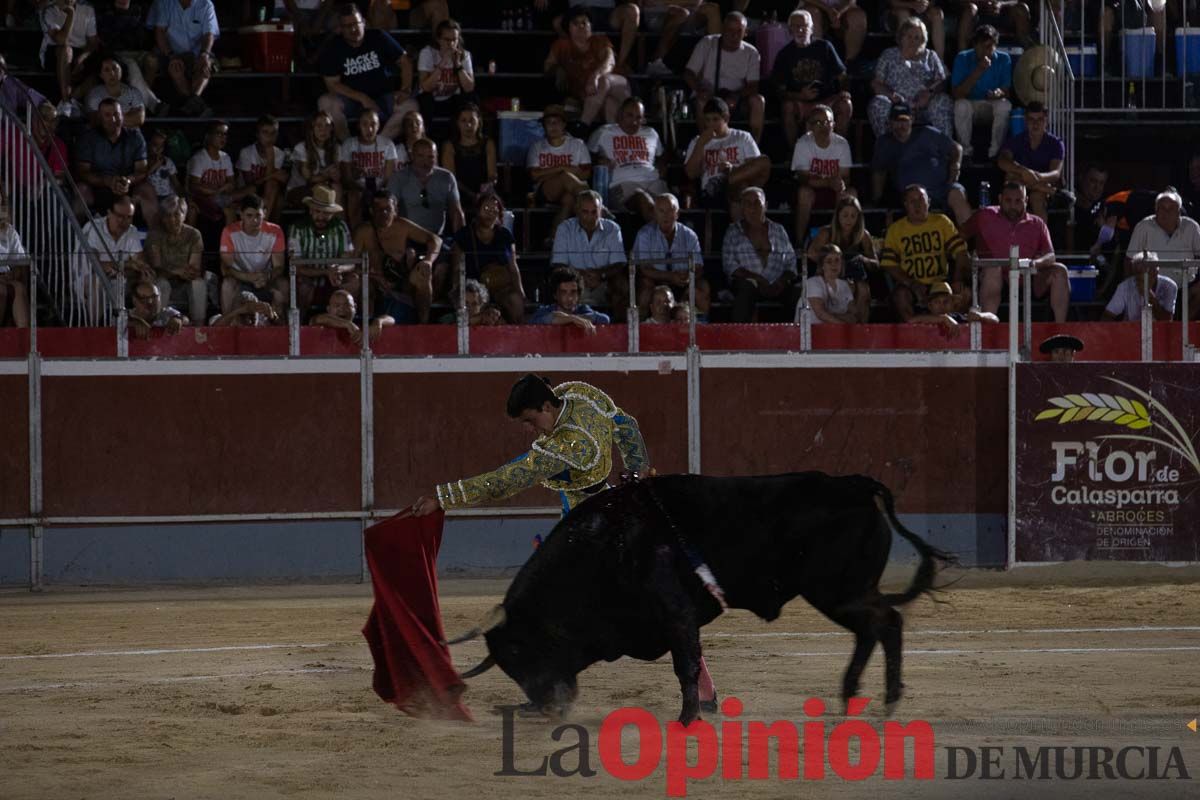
0, 0, 1197, 338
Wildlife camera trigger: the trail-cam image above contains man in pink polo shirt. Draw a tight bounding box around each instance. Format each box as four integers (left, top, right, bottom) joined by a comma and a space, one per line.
960, 181, 1070, 322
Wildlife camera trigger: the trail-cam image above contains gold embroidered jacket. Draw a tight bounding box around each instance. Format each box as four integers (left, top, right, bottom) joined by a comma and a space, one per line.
436, 381, 649, 514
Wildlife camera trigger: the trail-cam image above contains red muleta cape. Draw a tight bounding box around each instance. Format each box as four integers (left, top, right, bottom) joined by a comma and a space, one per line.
361, 510, 473, 721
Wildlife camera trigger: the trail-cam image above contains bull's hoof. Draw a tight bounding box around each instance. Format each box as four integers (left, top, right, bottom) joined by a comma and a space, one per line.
517, 702, 546, 718
679, 699, 701, 726
699, 695, 719, 714
885, 684, 905, 714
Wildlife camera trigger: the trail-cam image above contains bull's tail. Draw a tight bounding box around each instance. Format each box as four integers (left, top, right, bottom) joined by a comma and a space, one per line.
870, 480, 958, 606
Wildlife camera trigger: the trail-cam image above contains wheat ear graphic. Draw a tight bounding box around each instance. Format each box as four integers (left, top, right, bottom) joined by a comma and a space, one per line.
1033, 377, 1200, 477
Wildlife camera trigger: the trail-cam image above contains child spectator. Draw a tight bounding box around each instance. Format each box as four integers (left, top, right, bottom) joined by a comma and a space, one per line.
339, 108, 398, 228
415, 19, 476, 130
802, 244, 860, 324
236, 115, 290, 223
187, 120, 246, 227
144, 128, 181, 206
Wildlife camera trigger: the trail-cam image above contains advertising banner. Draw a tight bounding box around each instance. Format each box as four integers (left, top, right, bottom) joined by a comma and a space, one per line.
1016, 363, 1200, 562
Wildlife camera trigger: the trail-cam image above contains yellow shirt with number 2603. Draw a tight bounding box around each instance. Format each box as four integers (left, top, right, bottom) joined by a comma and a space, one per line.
880, 214, 965, 286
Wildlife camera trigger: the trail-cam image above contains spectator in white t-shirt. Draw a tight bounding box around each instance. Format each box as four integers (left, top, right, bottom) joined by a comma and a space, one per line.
684, 97, 769, 211
84, 57, 145, 129
236, 115, 290, 224
218, 194, 287, 318
0, 192, 29, 329
187, 120, 251, 226
683, 11, 764, 142
790, 103, 854, 245
587, 97, 666, 223
801, 243, 860, 324
339, 108, 398, 229
287, 109, 342, 208
1102, 251, 1178, 322
40, 0, 100, 116
528, 104, 592, 239
76, 194, 152, 320
415, 19, 475, 131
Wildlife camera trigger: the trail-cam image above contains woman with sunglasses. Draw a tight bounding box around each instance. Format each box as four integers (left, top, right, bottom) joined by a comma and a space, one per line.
449, 191, 525, 323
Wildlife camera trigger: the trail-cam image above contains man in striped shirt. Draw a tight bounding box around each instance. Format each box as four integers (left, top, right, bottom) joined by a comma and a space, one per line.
288, 186, 359, 322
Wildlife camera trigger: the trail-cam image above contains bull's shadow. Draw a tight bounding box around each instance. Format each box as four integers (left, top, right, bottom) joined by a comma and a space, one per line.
452, 472, 956, 725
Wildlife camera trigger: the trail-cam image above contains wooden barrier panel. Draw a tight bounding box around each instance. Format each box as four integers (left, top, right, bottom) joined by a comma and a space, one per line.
128, 327, 289, 357
373, 371, 689, 509
41, 374, 362, 516
0, 375, 29, 518
699, 367, 1007, 514
0, 329, 29, 358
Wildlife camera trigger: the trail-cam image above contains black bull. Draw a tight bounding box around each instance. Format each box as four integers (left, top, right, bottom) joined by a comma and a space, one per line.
454, 472, 955, 724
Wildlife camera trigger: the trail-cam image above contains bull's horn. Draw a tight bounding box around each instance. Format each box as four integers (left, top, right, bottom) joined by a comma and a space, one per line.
446, 604, 507, 645
459, 654, 496, 679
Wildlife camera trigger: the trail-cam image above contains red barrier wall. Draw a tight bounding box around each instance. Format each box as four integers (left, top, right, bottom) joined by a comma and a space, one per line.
700, 368, 1007, 514
3, 322, 1199, 358
0, 375, 29, 518
7, 317, 1196, 522
40, 375, 362, 516
373, 371, 689, 509
0, 365, 1061, 519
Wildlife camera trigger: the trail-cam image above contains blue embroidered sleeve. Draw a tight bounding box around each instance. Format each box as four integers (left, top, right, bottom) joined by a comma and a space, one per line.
612, 409, 649, 473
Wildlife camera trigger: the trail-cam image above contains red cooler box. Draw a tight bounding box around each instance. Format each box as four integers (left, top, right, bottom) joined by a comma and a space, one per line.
239, 23, 294, 73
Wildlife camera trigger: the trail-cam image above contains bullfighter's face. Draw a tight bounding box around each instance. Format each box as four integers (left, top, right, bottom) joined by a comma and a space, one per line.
518, 401, 558, 437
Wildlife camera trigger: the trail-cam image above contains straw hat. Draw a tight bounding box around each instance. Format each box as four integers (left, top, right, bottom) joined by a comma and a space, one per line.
1013, 46, 1060, 106
928, 281, 953, 298
302, 185, 343, 213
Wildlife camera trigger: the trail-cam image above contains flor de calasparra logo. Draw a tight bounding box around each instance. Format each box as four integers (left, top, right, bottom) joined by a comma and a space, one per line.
1016, 366, 1200, 562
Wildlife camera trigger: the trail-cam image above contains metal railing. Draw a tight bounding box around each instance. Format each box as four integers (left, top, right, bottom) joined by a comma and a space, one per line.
288, 255, 372, 356
1054, 0, 1196, 113
1136, 260, 1200, 361
0, 105, 120, 326
1039, 2, 1077, 200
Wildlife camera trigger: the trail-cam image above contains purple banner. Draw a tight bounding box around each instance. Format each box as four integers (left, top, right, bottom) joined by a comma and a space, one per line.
1016, 363, 1200, 562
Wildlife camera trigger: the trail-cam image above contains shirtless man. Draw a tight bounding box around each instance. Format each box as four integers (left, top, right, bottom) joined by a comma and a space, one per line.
352, 192, 442, 323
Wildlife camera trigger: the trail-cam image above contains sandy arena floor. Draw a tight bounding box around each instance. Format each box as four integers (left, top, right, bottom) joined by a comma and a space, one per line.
2, 565, 1200, 799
